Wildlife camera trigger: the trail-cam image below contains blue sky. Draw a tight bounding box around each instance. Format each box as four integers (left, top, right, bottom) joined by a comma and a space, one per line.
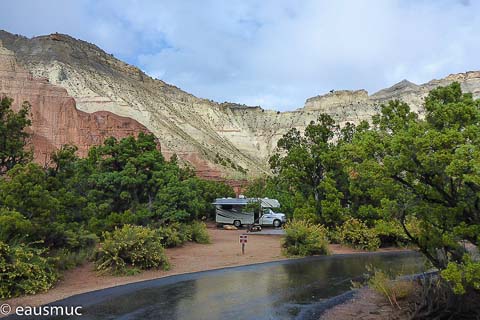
1, 0, 479, 110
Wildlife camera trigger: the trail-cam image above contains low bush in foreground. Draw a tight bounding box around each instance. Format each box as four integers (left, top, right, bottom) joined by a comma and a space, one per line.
188, 221, 210, 244
53, 247, 95, 271
94, 225, 169, 275
156, 223, 192, 248
155, 222, 210, 247
282, 220, 330, 256
368, 268, 415, 309
412, 276, 480, 318
337, 218, 380, 251
441, 255, 480, 295
0, 241, 58, 299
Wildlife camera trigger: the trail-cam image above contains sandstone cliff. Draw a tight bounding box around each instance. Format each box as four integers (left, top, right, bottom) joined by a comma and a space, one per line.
0, 40, 154, 165
1, 30, 479, 178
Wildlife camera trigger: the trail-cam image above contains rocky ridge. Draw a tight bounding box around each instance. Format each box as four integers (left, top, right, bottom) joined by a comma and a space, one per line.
1, 30, 480, 178
0, 39, 153, 165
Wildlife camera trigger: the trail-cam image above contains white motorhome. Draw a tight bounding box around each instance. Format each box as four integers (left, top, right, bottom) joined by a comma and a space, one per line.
213, 197, 286, 228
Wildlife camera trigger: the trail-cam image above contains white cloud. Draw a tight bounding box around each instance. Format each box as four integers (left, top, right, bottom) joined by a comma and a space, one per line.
1, 0, 479, 110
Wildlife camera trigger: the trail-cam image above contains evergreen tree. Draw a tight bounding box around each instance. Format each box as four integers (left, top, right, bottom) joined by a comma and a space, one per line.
0, 97, 32, 174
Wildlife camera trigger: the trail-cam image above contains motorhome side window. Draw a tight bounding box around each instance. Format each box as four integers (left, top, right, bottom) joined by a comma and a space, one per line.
220, 204, 244, 211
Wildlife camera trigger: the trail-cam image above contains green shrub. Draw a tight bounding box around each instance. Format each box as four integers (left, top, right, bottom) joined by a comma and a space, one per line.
62, 227, 98, 251
293, 206, 318, 224
441, 255, 480, 295
94, 225, 169, 275
0, 241, 58, 299
282, 220, 330, 256
338, 218, 380, 251
151, 222, 210, 246
188, 221, 210, 244
53, 247, 94, 271
0, 209, 33, 243
175, 223, 194, 243
156, 223, 192, 248
374, 219, 410, 247
100, 208, 155, 232
156, 225, 183, 248
326, 227, 341, 244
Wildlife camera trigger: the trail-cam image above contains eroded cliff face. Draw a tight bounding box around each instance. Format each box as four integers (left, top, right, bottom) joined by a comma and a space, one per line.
1, 30, 480, 178
0, 40, 154, 165
0, 31, 267, 178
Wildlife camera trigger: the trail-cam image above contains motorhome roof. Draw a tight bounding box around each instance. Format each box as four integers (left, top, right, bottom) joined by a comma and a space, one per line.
213, 198, 250, 205
212, 198, 280, 208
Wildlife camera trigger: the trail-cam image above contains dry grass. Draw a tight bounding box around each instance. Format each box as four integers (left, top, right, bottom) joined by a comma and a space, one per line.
368, 270, 415, 309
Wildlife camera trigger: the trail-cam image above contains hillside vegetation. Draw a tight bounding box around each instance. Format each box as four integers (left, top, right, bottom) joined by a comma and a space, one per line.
0, 96, 234, 298
247, 83, 479, 316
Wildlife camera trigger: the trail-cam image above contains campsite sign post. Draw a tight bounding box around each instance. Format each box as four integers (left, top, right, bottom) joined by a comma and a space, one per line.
240, 234, 248, 254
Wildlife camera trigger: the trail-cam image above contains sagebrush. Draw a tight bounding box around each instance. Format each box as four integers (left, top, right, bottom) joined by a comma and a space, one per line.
337, 218, 380, 251
94, 225, 169, 275
0, 241, 58, 299
282, 219, 330, 256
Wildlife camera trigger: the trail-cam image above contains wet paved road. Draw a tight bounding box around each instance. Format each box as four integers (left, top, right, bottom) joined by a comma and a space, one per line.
12, 251, 425, 320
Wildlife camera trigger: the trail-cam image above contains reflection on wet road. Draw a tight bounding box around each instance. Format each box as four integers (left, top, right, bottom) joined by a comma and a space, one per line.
23, 252, 426, 320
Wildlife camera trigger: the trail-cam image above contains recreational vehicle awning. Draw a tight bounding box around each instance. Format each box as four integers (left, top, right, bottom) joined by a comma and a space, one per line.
212, 198, 250, 206
212, 198, 280, 208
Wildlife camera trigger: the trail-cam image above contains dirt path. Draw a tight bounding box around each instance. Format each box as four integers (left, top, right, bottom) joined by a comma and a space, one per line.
3, 225, 409, 310
320, 288, 406, 320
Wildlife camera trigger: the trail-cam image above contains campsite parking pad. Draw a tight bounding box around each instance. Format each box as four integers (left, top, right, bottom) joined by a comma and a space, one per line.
247, 228, 286, 235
